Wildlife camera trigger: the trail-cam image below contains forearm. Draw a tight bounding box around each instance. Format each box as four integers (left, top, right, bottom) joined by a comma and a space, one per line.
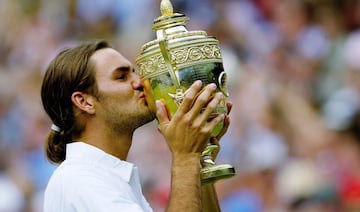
201, 183, 220, 212
166, 153, 202, 212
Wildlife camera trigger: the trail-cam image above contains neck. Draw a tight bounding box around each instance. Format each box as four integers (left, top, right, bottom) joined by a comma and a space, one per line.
75, 124, 134, 161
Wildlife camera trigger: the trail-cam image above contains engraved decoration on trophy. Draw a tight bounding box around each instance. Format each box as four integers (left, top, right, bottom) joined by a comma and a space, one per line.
136, 0, 235, 184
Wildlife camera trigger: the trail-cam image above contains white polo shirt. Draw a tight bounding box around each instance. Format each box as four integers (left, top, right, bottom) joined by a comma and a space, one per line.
44, 142, 153, 212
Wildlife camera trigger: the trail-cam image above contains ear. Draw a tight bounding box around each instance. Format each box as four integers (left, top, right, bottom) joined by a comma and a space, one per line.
71, 91, 96, 115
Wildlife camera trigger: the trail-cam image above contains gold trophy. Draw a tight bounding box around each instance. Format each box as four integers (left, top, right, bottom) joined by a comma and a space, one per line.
136, 0, 235, 184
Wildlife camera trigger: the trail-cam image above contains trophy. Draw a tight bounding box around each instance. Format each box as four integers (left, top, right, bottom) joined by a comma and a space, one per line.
136, 0, 235, 184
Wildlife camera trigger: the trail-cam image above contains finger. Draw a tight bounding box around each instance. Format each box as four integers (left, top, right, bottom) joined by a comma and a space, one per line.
215, 101, 232, 139
226, 101, 233, 115
177, 80, 202, 115
188, 83, 218, 117
209, 137, 219, 146
198, 91, 223, 120
216, 114, 230, 140
203, 113, 225, 135
156, 100, 170, 126
209, 137, 220, 160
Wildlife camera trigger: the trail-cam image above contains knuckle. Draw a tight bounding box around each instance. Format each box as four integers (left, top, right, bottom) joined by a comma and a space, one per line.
183, 94, 193, 102
197, 96, 208, 104
184, 117, 193, 125
198, 125, 211, 135
207, 102, 217, 111
191, 122, 202, 131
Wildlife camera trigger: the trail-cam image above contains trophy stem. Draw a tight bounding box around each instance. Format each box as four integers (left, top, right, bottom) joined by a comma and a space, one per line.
200, 143, 236, 184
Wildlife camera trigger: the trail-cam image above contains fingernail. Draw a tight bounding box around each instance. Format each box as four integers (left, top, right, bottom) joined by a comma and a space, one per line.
156, 100, 162, 109
208, 83, 216, 90
194, 80, 202, 86
220, 114, 225, 121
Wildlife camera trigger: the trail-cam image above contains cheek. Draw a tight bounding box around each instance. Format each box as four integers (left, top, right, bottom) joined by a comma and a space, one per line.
101, 82, 133, 97
98, 88, 131, 107
99, 94, 127, 116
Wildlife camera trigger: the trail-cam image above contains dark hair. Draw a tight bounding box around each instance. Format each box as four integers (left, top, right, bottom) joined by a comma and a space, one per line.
41, 40, 111, 164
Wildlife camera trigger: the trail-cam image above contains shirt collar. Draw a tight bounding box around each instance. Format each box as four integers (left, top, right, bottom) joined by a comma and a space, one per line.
65, 142, 134, 182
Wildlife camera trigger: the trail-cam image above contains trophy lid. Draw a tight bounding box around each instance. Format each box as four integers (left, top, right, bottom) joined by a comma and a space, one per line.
152, 0, 189, 30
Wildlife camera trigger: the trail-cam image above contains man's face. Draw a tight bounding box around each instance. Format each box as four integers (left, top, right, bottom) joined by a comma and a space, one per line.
90, 48, 155, 132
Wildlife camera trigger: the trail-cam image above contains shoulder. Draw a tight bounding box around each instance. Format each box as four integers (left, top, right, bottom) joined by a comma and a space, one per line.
44, 160, 149, 212
45, 160, 130, 194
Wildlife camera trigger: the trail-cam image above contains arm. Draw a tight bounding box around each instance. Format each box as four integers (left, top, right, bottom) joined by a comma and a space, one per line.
170, 153, 202, 211
201, 183, 220, 212
156, 81, 225, 212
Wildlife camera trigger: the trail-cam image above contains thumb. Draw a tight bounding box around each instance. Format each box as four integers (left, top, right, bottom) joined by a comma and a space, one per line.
156, 100, 170, 125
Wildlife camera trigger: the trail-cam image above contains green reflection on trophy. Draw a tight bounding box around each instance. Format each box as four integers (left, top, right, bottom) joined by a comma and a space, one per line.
136, 0, 235, 184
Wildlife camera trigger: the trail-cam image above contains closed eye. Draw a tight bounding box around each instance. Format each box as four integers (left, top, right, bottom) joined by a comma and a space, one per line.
116, 74, 127, 80
113, 66, 132, 81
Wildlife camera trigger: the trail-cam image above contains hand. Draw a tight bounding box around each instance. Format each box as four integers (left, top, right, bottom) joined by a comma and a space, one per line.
209, 101, 232, 161
156, 80, 226, 157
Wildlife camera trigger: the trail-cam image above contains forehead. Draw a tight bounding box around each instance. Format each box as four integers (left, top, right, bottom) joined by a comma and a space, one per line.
90, 48, 132, 75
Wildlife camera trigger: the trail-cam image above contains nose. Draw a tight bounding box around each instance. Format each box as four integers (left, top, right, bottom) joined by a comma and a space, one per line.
131, 72, 144, 91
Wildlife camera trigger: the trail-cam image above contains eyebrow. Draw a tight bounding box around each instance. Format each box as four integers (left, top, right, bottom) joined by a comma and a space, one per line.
111, 66, 136, 78
114, 66, 132, 72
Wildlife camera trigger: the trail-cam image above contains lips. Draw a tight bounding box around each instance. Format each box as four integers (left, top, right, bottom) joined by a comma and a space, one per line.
139, 93, 148, 105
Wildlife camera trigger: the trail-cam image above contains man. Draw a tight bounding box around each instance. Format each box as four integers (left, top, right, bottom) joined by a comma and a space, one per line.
41, 40, 231, 211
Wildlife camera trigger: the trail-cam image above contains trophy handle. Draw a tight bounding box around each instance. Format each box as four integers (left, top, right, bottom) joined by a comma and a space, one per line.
201, 144, 218, 166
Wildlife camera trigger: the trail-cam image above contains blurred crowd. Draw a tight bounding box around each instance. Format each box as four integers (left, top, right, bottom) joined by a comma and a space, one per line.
1, 0, 360, 211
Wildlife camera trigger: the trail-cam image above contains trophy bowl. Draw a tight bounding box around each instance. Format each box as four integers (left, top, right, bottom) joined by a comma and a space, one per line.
136, 0, 235, 184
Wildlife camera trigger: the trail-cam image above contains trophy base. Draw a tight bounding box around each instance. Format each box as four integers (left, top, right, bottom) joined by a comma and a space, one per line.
201, 164, 236, 184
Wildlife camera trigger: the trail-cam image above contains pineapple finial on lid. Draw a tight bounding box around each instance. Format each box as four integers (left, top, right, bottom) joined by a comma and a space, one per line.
160, 0, 174, 17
